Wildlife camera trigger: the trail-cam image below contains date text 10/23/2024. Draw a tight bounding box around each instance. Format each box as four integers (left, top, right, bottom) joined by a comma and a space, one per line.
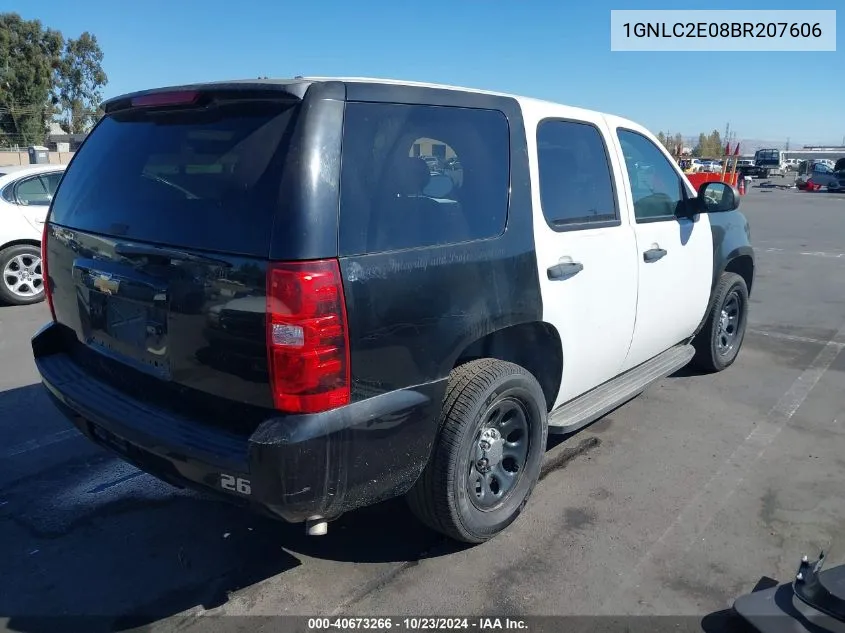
307, 618, 528, 631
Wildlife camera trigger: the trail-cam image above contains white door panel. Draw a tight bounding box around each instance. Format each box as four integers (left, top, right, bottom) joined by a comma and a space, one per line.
621, 216, 712, 370
535, 227, 638, 405
20, 205, 49, 232
0, 200, 41, 244
526, 110, 639, 409
607, 120, 713, 371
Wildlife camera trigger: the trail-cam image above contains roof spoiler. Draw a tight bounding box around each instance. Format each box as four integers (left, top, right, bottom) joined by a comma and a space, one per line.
101, 79, 314, 114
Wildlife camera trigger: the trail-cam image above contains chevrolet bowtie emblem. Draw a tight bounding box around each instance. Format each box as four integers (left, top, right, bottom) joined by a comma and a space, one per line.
94, 274, 120, 295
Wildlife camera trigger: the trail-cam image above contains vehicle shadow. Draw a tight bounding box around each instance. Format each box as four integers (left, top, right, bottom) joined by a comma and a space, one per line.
669, 363, 708, 379
700, 608, 754, 632
2, 484, 459, 632
1, 382, 607, 631
0, 384, 461, 632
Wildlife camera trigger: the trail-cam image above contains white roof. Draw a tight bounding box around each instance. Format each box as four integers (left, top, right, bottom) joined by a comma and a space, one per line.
0, 163, 65, 184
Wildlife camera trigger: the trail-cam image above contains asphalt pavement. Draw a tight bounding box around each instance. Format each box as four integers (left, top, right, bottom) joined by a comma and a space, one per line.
1, 181, 844, 632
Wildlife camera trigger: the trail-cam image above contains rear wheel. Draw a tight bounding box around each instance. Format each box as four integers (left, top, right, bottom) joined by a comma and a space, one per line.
692, 272, 749, 372
407, 359, 548, 543
0, 245, 45, 306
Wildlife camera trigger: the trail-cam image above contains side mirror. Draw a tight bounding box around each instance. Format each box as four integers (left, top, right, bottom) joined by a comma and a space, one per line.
697, 181, 740, 214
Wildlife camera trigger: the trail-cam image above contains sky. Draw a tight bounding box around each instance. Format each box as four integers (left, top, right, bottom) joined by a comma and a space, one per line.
6, 0, 843, 145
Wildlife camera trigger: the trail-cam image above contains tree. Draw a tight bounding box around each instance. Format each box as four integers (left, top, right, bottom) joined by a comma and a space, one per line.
0, 13, 63, 147
693, 130, 724, 158
709, 130, 724, 157
54, 32, 108, 134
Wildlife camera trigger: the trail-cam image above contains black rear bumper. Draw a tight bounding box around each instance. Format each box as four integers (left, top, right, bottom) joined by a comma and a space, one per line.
32, 322, 446, 523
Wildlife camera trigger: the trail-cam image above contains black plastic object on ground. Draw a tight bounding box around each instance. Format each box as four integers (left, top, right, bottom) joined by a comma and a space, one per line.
734, 552, 845, 633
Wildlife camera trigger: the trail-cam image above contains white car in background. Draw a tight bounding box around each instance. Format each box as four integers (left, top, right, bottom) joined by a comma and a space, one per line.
0, 164, 66, 305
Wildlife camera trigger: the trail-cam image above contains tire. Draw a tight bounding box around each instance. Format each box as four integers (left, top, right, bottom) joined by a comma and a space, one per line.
692, 272, 749, 372
407, 359, 548, 543
0, 244, 45, 306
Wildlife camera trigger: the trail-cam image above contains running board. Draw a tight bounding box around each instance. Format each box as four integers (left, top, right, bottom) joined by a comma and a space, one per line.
548, 344, 695, 434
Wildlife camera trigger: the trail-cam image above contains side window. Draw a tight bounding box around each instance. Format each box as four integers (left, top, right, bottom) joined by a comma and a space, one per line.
536, 120, 618, 229
14, 175, 51, 206
339, 102, 510, 255
39, 172, 64, 196
617, 129, 685, 221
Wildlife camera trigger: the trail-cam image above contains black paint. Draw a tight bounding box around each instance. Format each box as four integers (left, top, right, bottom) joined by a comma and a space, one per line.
34, 79, 544, 523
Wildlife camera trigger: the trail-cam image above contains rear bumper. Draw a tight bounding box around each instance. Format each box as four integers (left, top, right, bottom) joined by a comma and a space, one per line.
32, 322, 446, 523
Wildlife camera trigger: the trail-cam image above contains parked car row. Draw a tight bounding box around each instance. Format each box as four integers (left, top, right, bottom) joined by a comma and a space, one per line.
795, 158, 845, 192
417, 154, 463, 175
679, 158, 725, 174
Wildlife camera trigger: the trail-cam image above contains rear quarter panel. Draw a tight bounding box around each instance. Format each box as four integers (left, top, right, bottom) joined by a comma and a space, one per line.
335, 85, 543, 401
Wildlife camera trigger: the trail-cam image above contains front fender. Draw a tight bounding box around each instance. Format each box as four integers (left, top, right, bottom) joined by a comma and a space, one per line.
693, 211, 755, 337
708, 210, 754, 294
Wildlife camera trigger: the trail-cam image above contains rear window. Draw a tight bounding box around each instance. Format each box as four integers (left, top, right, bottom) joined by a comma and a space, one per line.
338, 102, 510, 255
50, 99, 298, 256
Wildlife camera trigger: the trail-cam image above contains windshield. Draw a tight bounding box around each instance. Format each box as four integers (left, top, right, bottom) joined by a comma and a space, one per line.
49, 99, 299, 256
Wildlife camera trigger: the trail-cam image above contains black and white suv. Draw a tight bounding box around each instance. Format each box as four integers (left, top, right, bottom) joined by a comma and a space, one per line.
32, 78, 754, 543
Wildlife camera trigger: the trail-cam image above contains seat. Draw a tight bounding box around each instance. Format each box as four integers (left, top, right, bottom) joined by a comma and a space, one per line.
372, 157, 447, 251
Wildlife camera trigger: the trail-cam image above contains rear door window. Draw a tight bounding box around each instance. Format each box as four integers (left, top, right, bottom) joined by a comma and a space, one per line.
40, 171, 64, 196
15, 175, 52, 206
49, 100, 299, 256
536, 119, 619, 229
339, 102, 510, 255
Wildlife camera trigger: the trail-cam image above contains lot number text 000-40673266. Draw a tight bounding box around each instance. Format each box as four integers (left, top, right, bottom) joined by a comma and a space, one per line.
610, 9, 836, 52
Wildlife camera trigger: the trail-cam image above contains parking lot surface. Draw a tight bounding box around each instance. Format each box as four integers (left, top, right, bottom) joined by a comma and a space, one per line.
1, 185, 844, 632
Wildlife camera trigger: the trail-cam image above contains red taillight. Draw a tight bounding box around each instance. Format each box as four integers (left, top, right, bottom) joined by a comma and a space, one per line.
266, 259, 350, 414
41, 222, 56, 321
131, 90, 199, 108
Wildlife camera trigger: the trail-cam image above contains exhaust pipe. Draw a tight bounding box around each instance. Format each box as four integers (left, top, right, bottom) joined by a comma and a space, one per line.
306, 517, 328, 536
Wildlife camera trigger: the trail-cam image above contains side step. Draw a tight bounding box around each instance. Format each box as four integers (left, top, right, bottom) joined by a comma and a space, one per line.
548, 343, 695, 435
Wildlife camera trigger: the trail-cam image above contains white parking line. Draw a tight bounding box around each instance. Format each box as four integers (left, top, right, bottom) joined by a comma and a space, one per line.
761, 247, 845, 259
1, 428, 80, 459
748, 328, 845, 348
599, 320, 845, 615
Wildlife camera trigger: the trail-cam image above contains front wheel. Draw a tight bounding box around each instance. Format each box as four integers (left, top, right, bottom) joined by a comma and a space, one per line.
0, 244, 45, 306
692, 272, 749, 372
407, 359, 548, 543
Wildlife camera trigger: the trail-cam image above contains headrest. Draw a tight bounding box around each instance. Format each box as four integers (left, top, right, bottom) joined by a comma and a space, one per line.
389, 157, 431, 195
